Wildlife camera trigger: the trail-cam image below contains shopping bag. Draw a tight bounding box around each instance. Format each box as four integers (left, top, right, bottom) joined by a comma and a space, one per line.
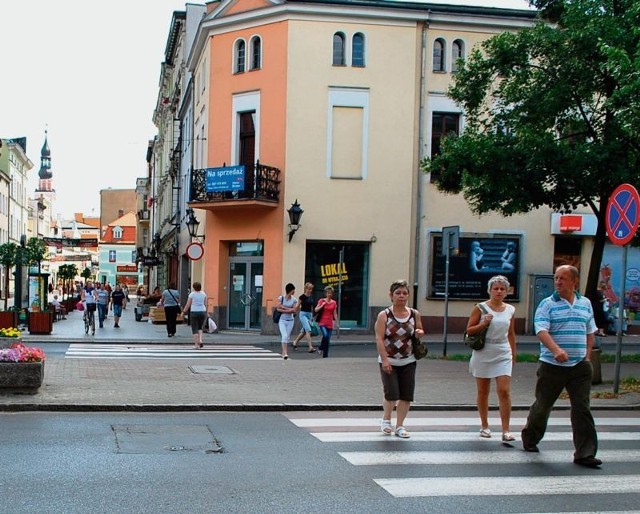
309, 320, 319, 337
207, 317, 217, 333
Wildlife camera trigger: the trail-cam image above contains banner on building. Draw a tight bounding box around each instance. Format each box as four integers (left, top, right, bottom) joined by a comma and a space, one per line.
205, 165, 245, 192
43, 237, 98, 248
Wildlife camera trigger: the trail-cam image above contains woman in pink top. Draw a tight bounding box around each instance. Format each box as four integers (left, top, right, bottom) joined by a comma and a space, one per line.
314, 286, 338, 358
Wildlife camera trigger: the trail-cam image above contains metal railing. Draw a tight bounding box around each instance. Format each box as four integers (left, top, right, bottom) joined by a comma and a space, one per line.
190, 161, 280, 203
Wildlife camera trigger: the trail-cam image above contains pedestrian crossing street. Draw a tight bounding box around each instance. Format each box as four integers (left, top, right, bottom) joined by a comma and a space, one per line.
286, 413, 640, 505
64, 344, 282, 360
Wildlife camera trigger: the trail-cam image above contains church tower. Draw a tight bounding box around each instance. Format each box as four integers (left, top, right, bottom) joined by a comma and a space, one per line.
36, 129, 54, 193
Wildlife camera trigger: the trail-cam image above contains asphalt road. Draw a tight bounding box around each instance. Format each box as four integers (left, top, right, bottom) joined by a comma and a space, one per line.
2, 410, 638, 514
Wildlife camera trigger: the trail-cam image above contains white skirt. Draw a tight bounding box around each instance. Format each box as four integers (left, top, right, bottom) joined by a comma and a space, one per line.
469, 339, 512, 378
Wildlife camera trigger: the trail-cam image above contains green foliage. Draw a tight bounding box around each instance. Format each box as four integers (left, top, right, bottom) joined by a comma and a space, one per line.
58, 264, 79, 300
81, 267, 92, 280
422, 0, 640, 298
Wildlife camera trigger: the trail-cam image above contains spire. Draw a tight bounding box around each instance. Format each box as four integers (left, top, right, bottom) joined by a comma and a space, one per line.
38, 128, 52, 180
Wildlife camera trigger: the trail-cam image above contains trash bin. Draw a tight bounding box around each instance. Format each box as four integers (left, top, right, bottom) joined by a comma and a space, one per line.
591, 347, 602, 385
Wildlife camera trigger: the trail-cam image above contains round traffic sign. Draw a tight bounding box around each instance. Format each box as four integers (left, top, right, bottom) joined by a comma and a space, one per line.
606, 183, 640, 246
186, 242, 204, 261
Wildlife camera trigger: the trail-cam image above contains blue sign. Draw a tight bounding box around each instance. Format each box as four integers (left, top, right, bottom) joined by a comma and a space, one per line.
606, 184, 640, 246
205, 165, 245, 192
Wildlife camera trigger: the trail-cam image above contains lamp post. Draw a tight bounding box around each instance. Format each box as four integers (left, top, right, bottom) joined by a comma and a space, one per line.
185, 208, 205, 241
287, 200, 304, 242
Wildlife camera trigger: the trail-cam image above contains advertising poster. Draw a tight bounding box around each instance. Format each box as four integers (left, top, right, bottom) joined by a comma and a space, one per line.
429, 233, 521, 300
600, 243, 640, 326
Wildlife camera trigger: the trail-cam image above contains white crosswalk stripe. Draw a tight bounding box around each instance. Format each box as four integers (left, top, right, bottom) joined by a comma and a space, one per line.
65, 344, 282, 360
288, 413, 640, 503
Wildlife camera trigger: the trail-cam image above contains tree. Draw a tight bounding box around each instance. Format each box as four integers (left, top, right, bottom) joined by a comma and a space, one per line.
0, 243, 18, 311
81, 267, 92, 282
422, 0, 640, 299
58, 264, 79, 301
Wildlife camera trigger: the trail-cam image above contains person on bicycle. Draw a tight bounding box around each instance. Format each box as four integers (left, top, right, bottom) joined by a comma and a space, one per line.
81, 280, 97, 333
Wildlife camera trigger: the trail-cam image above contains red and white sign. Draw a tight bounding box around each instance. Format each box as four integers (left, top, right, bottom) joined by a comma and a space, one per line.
186, 242, 204, 261
559, 214, 583, 232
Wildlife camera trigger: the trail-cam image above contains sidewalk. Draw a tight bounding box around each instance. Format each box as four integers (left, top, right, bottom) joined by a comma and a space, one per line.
2, 305, 638, 412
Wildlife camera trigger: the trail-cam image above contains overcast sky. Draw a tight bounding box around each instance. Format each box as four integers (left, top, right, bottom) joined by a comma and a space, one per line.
0, 0, 534, 220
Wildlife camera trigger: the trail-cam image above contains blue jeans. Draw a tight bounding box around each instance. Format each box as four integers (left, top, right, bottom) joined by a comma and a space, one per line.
298, 311, 312, 333
97, 303, 108, 327
521, 360, 597, 460
319, 325, 333, 358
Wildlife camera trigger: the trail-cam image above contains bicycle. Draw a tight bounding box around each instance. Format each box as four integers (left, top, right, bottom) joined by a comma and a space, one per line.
84, 303, 96, 335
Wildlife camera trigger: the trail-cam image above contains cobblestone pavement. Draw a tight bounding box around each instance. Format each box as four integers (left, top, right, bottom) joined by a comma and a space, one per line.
2, 304, 638, 411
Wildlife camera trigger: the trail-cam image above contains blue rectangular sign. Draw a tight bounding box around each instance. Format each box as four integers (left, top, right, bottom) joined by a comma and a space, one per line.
205, 165, 245, 192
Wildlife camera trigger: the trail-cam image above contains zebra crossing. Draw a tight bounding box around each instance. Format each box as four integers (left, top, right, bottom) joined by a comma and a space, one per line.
287, 413, 640, 505
65, 343, 282, 360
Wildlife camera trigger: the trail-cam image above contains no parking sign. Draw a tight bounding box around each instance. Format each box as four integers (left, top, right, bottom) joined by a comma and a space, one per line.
606, 183, 640, 246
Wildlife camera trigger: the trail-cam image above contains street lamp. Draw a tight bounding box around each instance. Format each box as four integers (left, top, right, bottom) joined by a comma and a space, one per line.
287, 200, 304, 242
185, 208, 205, 241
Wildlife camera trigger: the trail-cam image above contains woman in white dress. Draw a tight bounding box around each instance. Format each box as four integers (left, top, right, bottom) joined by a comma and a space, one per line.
466, 275, 517, 441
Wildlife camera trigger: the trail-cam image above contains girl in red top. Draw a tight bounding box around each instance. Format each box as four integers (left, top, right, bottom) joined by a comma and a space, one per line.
315, 286, 338, 358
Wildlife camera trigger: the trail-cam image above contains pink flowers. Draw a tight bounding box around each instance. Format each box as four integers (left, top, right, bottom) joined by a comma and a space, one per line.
0, 343, 45, 363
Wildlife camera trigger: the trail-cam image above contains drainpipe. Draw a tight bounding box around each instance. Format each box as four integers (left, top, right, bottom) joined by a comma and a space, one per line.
413, 21, 428, 311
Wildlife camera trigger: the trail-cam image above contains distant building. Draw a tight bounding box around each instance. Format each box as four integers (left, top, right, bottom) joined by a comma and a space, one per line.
97, 211, 142, 287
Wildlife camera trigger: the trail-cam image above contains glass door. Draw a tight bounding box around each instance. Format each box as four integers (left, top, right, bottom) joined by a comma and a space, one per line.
228, 258, 263, 330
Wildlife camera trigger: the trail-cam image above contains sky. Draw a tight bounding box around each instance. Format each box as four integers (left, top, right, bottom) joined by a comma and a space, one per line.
0, 0, 534, 220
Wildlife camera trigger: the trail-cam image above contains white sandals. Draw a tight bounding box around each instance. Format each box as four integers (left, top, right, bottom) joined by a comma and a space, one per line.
480, 428, 492, 438
395, 426, 410, 439
380, 419, 393, 435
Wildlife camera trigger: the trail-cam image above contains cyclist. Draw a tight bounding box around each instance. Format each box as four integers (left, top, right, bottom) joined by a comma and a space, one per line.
81, 280, 97, 335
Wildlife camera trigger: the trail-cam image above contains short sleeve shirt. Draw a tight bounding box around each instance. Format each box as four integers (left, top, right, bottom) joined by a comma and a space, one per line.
534, 291, 597, 367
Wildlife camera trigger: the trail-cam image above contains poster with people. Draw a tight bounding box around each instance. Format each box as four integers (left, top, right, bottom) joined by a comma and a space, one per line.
429, 234, 521, 300
600, 243, 640, 330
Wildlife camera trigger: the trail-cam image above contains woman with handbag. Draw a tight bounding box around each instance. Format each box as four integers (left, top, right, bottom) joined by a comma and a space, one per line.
375, 280, 424, 439
292, 282, 317, 353
275, 283, 298, 360
181, 282, 208, 348
161, 283, 181, 338
466, 275, 517, 442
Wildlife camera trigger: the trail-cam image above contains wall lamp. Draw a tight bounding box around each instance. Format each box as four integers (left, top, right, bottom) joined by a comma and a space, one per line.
287, 199, 304, 242
185, 208, 205, 241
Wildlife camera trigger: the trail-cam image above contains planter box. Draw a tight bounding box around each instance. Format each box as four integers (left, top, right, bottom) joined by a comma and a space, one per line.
28, 311, 53, 335
0, 311, 18, 330
0, 361, 44, 390
0, 337, 21, 349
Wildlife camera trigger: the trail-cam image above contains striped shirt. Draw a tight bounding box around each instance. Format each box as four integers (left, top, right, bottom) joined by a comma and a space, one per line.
534, 291, 597, 367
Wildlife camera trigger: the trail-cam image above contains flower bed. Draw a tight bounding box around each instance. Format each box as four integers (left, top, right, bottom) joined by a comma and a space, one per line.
0, 327, 22, 348
0, 342, 46, 391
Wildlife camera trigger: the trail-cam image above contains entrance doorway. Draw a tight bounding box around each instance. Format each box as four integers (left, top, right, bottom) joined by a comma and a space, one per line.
228, 258, 263, 330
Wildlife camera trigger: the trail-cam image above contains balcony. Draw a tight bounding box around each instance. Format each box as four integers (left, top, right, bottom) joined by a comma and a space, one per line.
190, 161, 280, 209
137, 209, 150, 223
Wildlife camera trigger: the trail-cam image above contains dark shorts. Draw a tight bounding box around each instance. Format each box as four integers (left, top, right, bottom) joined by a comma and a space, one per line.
379, 361, 416, 402
190, 311, 207, 334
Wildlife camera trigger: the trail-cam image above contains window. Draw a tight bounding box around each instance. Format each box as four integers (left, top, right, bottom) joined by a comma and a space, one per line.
430, 112, 460, 181
433, 38, 446, 72
352, 33, 365, 67
327, 88, 369, 179
234, 39, 246, 73
250, 36, 261, 70
113, 226, 123, 239
109, 250, 116, 263
452, 39, 464, 73
332, 32, 346, 66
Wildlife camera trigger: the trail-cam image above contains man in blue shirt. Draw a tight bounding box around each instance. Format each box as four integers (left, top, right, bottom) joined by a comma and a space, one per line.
521, 265, 600, 468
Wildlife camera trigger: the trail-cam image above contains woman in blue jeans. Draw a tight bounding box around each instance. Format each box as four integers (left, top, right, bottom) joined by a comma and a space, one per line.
293, 282, 316, 353
314, 286, 338, 358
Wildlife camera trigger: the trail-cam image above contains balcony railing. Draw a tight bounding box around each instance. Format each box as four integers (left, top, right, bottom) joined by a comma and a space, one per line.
190, 161, 280, 204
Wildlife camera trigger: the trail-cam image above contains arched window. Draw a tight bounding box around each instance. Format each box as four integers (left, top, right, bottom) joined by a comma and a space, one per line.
332, 32, 346, 66
352, 32, 365, 67
433, 38, 446, 72
250, 36, 262, 70
234, 39, 246, 73
452, 39, 465, 73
